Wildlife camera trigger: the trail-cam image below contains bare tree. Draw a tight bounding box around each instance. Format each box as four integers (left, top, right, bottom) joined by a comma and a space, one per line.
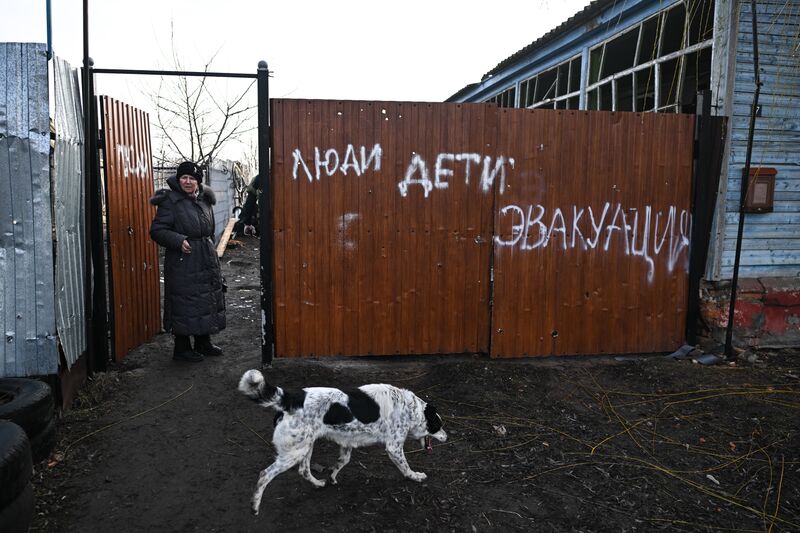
149, 25, 257, 167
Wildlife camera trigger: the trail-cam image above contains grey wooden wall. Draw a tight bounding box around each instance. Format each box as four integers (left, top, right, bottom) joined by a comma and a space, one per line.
712, 0, 800, 279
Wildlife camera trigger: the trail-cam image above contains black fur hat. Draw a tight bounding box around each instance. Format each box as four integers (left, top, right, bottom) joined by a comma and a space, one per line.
176, 161, 203, 181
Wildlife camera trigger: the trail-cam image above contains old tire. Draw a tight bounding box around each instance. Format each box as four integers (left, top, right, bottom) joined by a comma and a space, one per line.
0, 421, 32, 508
29, 418, 56, 463
0, 483, 34, 533
0, 378, 55, 455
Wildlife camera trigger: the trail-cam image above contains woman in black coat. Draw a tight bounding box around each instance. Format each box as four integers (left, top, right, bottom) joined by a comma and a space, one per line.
150, 161, 226, 362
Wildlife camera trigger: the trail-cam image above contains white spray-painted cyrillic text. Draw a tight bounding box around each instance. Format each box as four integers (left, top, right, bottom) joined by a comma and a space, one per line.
116, 144, 149, 178
494, 202, 691, 282
292, 143, 383, 181
397, 153, 515, 198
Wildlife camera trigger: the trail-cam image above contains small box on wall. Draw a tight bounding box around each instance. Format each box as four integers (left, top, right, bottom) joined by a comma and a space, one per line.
743, 167, 776, 213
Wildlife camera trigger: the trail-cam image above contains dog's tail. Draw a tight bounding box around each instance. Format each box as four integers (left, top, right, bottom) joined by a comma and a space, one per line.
238, 369, 283, 408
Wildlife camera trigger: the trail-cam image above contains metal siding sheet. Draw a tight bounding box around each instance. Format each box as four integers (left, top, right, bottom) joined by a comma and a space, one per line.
207, 161, 234, 244
0, 45, 12, 374
52, 56, 87, 369
0, 43, 58, 377
719, 0, 800, 278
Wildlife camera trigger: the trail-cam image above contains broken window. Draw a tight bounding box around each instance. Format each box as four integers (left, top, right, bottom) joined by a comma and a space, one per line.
520, 78, 535, 107
661, 5, 687, 56
637, 15, 661, 65
518, 55, 582, 109
617, 74, 634, 112
688, 0, 715, 44
681, 46, 712, 113
480, 0, 714, 114
535, 67, 558, 102
487, 86, 516, 108
584, 0, 715, 113
659, 57, 682, 111
599, 28, 639, 79
635, 66, 656, 112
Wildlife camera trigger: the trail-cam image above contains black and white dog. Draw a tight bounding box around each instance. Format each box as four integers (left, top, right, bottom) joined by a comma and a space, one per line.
238, 369, 447, 515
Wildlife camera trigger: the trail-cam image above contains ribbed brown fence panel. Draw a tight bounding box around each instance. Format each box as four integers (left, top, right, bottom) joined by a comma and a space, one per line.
101, 96, 161, 360
490, 110, 695, 357
271, 99, 496, 357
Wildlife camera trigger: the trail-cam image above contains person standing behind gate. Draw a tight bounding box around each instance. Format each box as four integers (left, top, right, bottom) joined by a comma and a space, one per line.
150, 161, 227, 362
239, 173, 260, 236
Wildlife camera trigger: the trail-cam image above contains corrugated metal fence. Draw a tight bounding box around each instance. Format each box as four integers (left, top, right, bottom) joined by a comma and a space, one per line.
52, 56, 87, 369
207, 159, 237, 243
491, 109, 694, 356
270, 99, 696, 358
272, 100, 495, 357
100, 96, 161, 360
0, 43, 58, 377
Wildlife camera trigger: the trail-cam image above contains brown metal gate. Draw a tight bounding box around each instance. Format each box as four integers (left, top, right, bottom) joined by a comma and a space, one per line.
101, 96, 161, 360
271, 99, 497, 357
270, 100, 695, 358
491, 110, 694, 357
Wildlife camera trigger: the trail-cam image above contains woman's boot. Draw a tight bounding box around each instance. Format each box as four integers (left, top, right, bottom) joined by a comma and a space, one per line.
173, 335, 204, 362
194, 335, 223, 357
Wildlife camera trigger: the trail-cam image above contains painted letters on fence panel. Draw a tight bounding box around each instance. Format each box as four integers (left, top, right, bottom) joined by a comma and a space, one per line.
271, 101, 694, 358
271, 100, 495, 357
101, 97, 161, 360
490, 109, 694, 357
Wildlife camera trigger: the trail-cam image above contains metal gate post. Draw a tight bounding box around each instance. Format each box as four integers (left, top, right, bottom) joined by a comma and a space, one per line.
686, 90, 712, 346
257, 61, 275, 367
83, 1, 109, 373
87, 60, 110, 370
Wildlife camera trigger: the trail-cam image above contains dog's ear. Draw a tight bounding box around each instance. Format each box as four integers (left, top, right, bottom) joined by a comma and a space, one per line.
424, 403, 443, 434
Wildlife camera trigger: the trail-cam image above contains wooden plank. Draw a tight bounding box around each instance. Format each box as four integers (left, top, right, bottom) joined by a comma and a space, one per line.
215, 217, 237, 257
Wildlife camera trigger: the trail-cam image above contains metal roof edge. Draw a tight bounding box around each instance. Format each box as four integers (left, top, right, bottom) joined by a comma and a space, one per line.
445, 0, 616, 101
482, 0, 614, 80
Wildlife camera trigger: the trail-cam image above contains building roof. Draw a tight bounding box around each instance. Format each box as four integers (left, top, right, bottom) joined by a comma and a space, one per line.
447, 0, 614, 101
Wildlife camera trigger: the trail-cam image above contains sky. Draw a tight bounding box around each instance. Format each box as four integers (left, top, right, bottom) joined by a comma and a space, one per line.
1, 0, 593, 159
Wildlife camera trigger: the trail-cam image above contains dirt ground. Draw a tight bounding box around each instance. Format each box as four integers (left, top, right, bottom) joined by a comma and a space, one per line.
29, 236, 800, 532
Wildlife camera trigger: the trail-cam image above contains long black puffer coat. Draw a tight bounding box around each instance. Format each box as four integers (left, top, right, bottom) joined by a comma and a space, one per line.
150, 176, 226, 336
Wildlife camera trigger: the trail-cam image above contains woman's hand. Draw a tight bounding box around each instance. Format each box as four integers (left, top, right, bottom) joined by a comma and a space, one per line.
181, 240, 192, 254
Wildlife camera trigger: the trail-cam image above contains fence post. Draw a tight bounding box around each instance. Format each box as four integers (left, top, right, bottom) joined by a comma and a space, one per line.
87, 60, 110, 370
686, 90, 711, 346
257, 60, 275, 367
83, 2, 108, 372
